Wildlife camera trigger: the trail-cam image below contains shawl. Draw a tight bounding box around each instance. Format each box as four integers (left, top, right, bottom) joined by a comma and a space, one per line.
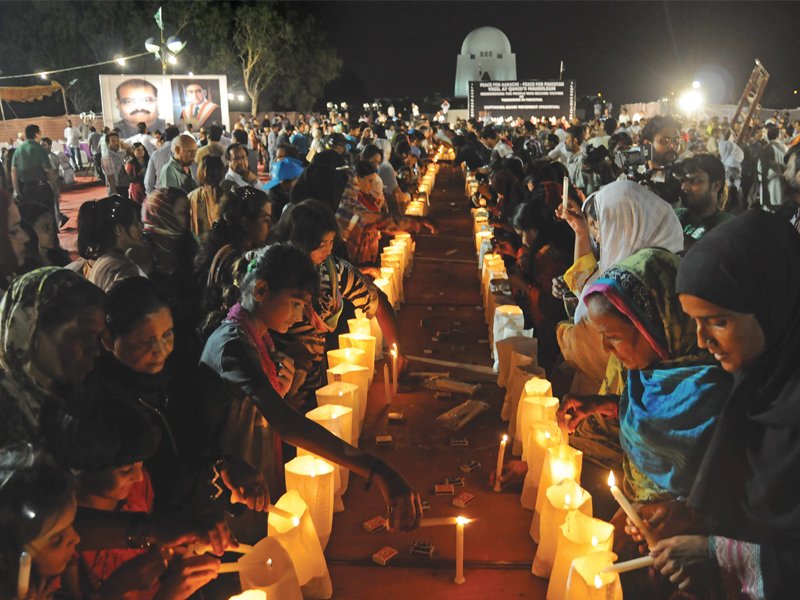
0, 268, 85, 444
585, 249, 731, 500
574, 180, 684, 322
678, 210, 800, 544
143, 188, 190, 275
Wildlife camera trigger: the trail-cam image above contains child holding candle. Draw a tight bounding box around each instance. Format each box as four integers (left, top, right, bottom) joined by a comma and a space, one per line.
200, 243, 422, 532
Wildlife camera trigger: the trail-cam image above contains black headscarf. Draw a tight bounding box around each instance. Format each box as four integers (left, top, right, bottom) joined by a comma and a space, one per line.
677, 210, 800, 545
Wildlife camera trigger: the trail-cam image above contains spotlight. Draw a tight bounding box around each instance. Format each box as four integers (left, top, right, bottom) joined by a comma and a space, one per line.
237, 94, 245, 102
116, 57, 126, 66
678, 89, 704, 114
188, 71, 194, 77
38, 72, 47, 80
227, 92, 235, 100
167, 54, 177, 65
692, 80, 701, 89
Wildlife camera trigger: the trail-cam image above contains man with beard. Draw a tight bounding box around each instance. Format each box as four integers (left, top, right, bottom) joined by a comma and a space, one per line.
674, 154, 733, 248
113, 79, 166, 139
640, 115, 682, 205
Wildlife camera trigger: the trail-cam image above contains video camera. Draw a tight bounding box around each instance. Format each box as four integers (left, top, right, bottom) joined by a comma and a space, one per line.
614, 144, 653, 178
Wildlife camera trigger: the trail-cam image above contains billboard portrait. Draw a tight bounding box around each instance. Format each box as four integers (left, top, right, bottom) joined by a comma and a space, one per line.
170, 76, 228, 130
99, 74, 229, 137
99, 75, 170, 138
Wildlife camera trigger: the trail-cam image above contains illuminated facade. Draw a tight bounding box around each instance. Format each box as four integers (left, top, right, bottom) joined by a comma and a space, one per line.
454, 26, 517, 97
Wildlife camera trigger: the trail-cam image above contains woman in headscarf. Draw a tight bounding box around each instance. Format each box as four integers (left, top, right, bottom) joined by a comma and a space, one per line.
0, 268, 106, 446
557, 179, 684, 404
1, 190, 30, 295
559, 249, 731, 494
639, 211, 800, 599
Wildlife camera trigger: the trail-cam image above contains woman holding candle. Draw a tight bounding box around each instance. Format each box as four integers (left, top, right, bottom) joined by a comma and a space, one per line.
639, 211, 800, 598
270, 199, 408, 411
200, 243, 422, 530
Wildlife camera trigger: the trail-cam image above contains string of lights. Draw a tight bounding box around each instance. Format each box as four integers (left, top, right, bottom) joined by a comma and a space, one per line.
0, 51, 151, 82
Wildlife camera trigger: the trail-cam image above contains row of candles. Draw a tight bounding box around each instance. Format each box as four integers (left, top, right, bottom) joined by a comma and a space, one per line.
467, 173, 651, 598
405, 162, 439, 217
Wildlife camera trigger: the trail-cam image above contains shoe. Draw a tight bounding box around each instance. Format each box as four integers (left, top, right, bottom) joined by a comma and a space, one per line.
59, 213, 69, 229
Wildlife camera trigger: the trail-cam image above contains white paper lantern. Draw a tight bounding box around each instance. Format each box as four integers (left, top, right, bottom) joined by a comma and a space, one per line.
284, 456, 335, 549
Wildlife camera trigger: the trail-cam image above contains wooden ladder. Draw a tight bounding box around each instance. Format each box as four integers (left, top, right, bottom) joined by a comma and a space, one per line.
731, 59, 770, 144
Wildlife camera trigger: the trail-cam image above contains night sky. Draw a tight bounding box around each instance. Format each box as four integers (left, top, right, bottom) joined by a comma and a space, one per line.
303, 1, 800, 109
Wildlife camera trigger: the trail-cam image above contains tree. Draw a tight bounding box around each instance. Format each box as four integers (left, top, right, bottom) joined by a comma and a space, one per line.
234, 3, 341, 115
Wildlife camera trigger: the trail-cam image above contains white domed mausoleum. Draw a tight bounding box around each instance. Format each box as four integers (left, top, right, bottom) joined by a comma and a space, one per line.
454, 26, 517, 97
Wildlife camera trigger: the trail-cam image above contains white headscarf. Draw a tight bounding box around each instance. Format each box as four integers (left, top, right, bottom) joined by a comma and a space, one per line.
718, 139, 744, 189
573, 179, 684, 322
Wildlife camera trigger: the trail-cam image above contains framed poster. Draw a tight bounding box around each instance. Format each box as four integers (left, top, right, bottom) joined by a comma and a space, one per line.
468, 80, 576, 121
99, 74, 229, 137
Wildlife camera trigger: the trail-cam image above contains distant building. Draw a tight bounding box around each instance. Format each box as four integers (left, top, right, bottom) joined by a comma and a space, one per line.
454, 26, 517, 98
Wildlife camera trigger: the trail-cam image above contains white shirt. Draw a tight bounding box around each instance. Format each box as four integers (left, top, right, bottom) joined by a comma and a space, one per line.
126, 133, 156, 154
64, 127, 81, 147
224, 169, 251, 187
144, 144, 173, 194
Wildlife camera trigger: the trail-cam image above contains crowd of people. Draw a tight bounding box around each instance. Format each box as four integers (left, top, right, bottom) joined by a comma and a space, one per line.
1, 98, 799, 599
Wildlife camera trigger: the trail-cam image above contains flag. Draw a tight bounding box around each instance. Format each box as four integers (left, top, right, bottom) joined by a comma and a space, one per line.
154, 6, 163, 30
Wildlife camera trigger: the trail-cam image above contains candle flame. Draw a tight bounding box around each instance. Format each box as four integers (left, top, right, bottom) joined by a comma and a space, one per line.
591, 535, 598, 547
607, 470, 616, 487
338, 391, 344, 396
267, 558, 273, 567
544, 431, 551, 440
564, 493, 572, 508
501, 434, 509, 442
291, 517, 300, 527
456, 516, 471, 525
594, 574, 603, 589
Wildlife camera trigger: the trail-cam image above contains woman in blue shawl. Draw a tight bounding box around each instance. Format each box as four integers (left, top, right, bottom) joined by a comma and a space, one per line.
560, 248, 732, 504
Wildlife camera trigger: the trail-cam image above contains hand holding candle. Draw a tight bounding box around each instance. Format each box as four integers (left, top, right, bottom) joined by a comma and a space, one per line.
607, 471, 657, 549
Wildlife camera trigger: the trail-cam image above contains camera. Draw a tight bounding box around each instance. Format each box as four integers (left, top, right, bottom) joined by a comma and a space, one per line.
615, 144, 652, 176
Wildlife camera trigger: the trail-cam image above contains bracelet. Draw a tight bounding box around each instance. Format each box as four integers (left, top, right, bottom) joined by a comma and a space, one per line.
209, 458, 226, 500
363, 459, 383, 492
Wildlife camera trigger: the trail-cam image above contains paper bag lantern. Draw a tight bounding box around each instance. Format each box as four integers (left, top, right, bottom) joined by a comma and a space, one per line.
520, 420, 562, 509
327, 347, 369, 372
374, 277, 397, 307
268, 490, 333, 599
547, 512, 614, 600
339, 333, 376, 384
502, 359, 545, 433
515, 388, 556, 456
347, 317, 371, 337
233, 537, 303, 600
380, 266, 403, 304
532, 446, 584, 542
284, 456, 335, 549
496, 336, 539, 388
565, 551, 621, 600
326, 364, 369, 435
476, 230, 493, 254
531, 479, 593, 578
299, 403, 353, 508
492, 305, 526, 363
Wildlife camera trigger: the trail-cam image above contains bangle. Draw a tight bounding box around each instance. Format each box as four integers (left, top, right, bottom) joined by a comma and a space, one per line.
364, 459, 383, 492
209, 458, 226, 500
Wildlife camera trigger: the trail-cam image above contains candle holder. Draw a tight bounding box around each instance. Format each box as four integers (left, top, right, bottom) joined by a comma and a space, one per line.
315, 382, 359, 445
532, 446, 584, 542
565, 551, 621, 600
547, 511, 614, 600
347, 317, 371, 337
495, 336, 539, 389
515, 390, 557, 457
326, 363, 370, 433
492, 305, 526, 363
339, 333, 377, 384
299, 404, 354, 510
267, 490, 333, 599
327, 347, 368, 372
228, 536, 303, 600
531, 479, 593, 578
520, 420, 561, 509
374, 277, 397, 307
284, 456, 335, 549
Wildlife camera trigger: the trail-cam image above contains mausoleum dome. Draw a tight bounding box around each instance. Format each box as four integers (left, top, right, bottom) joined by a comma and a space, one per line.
460, 27, 512, 55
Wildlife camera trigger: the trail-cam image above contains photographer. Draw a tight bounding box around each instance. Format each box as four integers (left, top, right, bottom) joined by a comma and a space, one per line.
638, 115, 683, 205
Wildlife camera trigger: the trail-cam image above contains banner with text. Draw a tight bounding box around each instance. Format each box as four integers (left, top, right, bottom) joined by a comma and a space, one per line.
468, 80, 576, 121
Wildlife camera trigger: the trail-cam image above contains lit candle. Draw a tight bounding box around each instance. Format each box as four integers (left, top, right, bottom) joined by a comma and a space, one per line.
315, 382, 359, 443
284, 456, 335, 548
347, 317, 372, 336
454, 516, 470, 584
564, 551, 622, 600
607, 471, 657, 549
419, 517, 459, 527
327, 347, 368, 371
547, 511, 614, 600
391, 344, 399, 394
602, 555, 655, 574
493, 434, 509, 492
326, 363, 369, 434
531, 479, 592, 578
267, 504, 301, 526
516, 389, 557, 457
17, 551, 30, 600
383, 363, 392, 405
339, 332, 377, 382
520, 420, 562, 510
532, 445, 583, 542
562, 175, 570, 213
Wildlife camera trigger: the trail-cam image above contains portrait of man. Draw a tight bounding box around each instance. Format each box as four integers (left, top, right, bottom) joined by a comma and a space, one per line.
113, 78, 166, 138
176, 80, 222, 129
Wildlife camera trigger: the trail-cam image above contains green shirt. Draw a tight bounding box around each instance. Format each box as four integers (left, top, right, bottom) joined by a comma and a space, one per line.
159, 157, 196, 193
11, 140, 51, 183
675, 207, 734, 242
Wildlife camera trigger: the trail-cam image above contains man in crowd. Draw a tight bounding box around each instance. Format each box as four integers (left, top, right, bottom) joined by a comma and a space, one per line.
179, 81, 221, 129
674, 154, 733, 248
362, 143, 408, 214
640, 115, 682, 204
776, 144, 800, 233
101, 132, 131, 197
263, 157, 303, 216
758, 125, 787, 209
114, 78, 166, 138
290, 122, 310, 157
87, 126, 104, 182
160, 133, 197, 193
223, 143, 259, 188
480, 127, 513, 162
11, 124, 60, 217
125, 122, 156, 154
144, 126, 181, 194
267, 121, 282, 168
63, 119, 83, 171
232, 129, 258, 175
195, 124, 226, 168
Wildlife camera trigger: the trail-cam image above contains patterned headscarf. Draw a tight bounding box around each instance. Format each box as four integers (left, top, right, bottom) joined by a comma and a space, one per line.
0, 268, 93, 441
143, 187, 190, 275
